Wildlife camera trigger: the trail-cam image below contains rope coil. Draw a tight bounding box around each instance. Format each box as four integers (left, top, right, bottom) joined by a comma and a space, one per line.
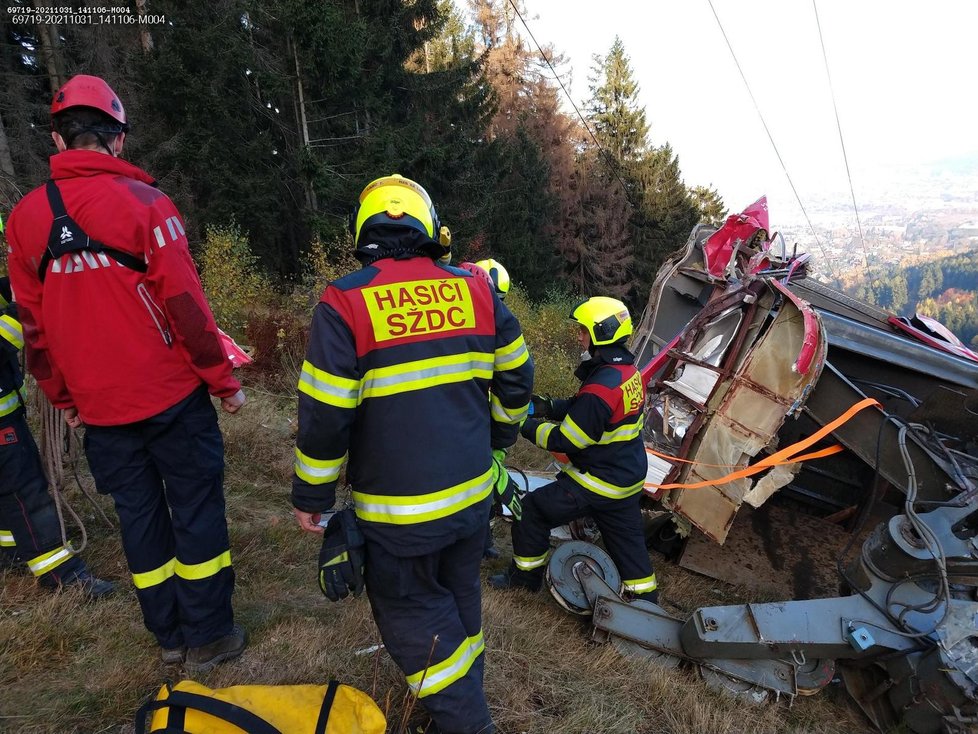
31, 382, 113, 555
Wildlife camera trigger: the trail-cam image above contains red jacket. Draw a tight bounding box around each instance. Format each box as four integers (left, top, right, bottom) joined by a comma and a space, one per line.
6, 150, 239, 425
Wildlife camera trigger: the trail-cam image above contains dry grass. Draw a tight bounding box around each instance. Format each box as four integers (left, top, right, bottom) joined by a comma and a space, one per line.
0, 387, 874, 734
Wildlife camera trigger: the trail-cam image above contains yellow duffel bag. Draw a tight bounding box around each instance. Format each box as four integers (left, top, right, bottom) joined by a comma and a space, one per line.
135, 679, 386, 734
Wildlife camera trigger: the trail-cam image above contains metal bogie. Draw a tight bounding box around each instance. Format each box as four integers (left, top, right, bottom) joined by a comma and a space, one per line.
546, 497, 978, 730
545, 506, 978, 732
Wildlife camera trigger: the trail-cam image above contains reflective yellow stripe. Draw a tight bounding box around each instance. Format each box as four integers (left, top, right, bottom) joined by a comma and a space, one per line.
489, 393, 529, 425
406, 631, 485, 698
295, 447, 345, 485
600, 417, 644, 443
514, 552, 549, 571
494, 335, 529, 371
0, 529, 16, 547
132, 558, 176, 589
353, 468, 493, 524
0, 390, 21, 418
0, 315, 23, 350
623, 574, 657, 593
360, 353, 493, 400
534, 422, 555, 446
323, 551, 348, 567
175, 550, 232, 581
26, 546, 73, 576
559, 415, 593, 449
298, 361, 359, 408
565, 466, 643, 499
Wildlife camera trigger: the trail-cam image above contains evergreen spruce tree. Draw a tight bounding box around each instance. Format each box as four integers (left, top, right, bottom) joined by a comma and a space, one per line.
587, 37, 648, 165
690, 184, 727, 227
583, 37, 699, 305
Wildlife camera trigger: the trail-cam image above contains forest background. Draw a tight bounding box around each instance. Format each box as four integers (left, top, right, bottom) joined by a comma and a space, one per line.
0, 0, 727, 313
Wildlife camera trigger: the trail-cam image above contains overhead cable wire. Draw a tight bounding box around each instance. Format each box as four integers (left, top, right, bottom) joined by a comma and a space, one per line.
505, 0, 637, 208
705, 0, 833, 274
813, 0, 869, 271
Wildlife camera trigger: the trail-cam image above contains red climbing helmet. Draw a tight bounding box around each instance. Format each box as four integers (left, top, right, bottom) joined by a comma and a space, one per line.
50, 75, 128, 129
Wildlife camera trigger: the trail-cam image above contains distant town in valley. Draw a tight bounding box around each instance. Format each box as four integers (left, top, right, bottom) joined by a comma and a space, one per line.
773, 154, 978, 284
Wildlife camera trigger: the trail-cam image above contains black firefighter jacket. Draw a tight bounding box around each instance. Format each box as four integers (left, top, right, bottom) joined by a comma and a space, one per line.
292, 252, 534, 556
521, 345, 647, 502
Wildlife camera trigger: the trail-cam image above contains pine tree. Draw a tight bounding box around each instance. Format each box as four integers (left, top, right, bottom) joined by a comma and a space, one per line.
690, 185, 727, 227
583, 38, 699, 306
561, 152, 633, 298
587, 37, 648, 165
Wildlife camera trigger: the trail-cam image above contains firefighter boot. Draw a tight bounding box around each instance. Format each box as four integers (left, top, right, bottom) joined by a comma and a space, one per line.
55, 569, 116, 600
185, 625, 248, 674
160, 646, 186, 664
488, 562, 541, 592
483, 527, 500, 560
632, 589, 659, 605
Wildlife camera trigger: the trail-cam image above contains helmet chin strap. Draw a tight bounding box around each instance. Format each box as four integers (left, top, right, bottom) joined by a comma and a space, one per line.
92, 130, 116, 156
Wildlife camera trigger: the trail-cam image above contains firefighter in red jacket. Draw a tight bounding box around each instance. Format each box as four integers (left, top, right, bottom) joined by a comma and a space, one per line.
490, 297, 658, 602
292, 174, 533, 734
6, 75, 246, 671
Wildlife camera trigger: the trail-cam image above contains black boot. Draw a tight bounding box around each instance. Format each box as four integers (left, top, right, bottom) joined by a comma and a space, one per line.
51, 568, 116, 600
185, 625, 248, 674
488, 563, 542, 592
630, 589, 659, 605
482, 519, 499, 560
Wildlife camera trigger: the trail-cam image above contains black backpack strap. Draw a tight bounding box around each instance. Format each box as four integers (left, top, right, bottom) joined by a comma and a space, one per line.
134, 688, 284, 734
314, 680, 340, 734
40, 179, 148, 282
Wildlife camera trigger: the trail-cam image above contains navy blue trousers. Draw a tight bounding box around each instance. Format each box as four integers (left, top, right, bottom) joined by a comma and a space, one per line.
365, 528, 494, 734
512, 479, 655, 591
0, 410, 85, 584
84, 386, 234, 649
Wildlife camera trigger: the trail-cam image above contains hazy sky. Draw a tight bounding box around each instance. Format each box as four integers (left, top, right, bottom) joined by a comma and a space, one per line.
466, 0, 978, 224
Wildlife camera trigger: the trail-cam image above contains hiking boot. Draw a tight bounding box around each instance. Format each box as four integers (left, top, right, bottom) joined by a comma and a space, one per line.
630, 589, 660, 605
65, 570, 116, 600
161, 646, 187, 664
488, 564, 541, 593
185, 625, 247, 674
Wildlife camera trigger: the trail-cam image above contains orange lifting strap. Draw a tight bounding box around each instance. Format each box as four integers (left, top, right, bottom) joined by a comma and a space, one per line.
646, 397, 880, 491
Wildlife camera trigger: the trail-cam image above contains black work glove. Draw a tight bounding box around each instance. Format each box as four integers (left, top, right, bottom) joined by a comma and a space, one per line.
318, 509, 365, 602
531, 394, 555, 419
491, 449, 523, 521
520, 417, 541, 443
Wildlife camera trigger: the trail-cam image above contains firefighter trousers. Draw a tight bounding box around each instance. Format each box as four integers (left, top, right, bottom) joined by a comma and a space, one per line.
84, 386, 234, 649
365, 527, 494, 734
512, 478, 656, 593
0, 411, 86, 585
